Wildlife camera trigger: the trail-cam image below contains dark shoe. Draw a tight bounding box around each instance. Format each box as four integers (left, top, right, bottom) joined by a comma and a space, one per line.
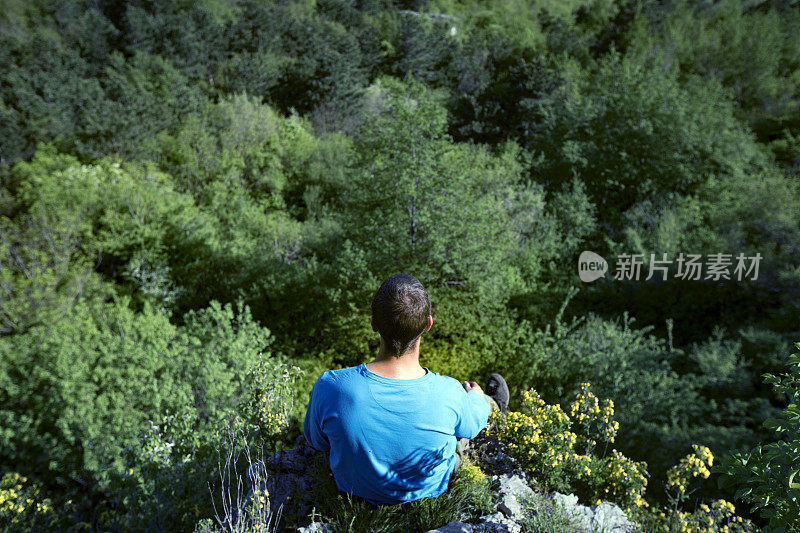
485, 373, 509, 413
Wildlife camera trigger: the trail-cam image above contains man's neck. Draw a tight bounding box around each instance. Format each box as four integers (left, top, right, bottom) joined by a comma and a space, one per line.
365, 342, 427, 379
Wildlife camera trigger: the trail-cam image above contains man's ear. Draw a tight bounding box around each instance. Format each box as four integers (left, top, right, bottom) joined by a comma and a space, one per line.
424, 315, 433, 332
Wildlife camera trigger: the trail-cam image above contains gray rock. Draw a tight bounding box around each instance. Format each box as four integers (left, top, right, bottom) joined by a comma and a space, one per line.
244, 436, 321, 526
550, 491, 579, 510
477, 511, 522, 533
495, 474, 535, 520
424, 521, 475, 533
424, 512, 522, 533
546, 492, 637, 533
468, 435, 526, 478
585, 501, 637, 532
297, 521, 335, 533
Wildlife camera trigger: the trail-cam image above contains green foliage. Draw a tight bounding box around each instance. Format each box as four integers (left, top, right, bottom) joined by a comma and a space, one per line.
236, 356, 303, 448
107, 360, 301, 532
0, 13, 204, 162
629, 0, 800, 137
94, 50, 206, 159
0, 28, 103, 161
123, 1, 229, 85
628, 445, 757, 532
0, 297, 273, 526
604, 160, 800, 340
345, 76, 525, 300
528, 50, 769, 223
496, 393, 759, 532
720, 343, 800, 531
498, 305, 780, 508
158, 93, 318, 205
0, 205, 105, 336
8, 148, 217, 310
430, 0, 616, 54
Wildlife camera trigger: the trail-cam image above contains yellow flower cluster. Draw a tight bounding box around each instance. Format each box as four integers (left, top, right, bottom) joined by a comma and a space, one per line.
0, 472, 54, 524
602, 449, 648, 514
711, 499, 735, 514
569, 382, 619, 444
631, 452, 756, 533
259, 405, 288, 436
458, 456, 487, 485
246, 360, 301, 443
252, 487, 270, 510
636, 497, 754, 533
247, 486, 279, 530
488, 387, 757, 533
667, 445, 713, 496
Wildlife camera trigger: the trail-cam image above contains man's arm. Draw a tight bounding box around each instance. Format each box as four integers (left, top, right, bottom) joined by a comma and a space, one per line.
454, 380, 492, 439
302, 375, 331, 453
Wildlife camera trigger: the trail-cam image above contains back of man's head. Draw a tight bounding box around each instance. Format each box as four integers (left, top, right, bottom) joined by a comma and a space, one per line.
371, 274, 431, 357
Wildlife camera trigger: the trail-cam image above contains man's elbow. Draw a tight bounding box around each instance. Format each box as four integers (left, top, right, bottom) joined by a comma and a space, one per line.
302, 433, 329, 453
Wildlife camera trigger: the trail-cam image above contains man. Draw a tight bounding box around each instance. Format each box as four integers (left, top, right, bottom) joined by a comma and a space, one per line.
302, 273, 510, 505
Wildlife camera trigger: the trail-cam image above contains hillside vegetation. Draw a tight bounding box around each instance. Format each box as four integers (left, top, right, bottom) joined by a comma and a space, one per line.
1, 0, 799, 531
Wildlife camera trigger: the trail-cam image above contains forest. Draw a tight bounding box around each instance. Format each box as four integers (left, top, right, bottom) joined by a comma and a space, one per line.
0, 0, 799, 531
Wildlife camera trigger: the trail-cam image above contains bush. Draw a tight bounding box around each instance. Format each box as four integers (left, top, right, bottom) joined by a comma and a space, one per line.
631, 445, 756, 533
719, 343, 800, 531
108, 359, 302, 532
0, 472, 65, 532
491, 384, 758, 532
527, 49, 768, 226
488, 383, 647, 513
499, 307, 777, 504
0, 294, 277, 528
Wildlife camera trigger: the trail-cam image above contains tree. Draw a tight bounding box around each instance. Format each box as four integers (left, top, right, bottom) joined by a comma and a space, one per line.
527, 50, 770, 227
342, 76, 525, 301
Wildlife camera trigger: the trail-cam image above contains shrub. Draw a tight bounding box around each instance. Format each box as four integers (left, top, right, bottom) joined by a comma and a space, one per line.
0, 472, 64, 532
235, 356, 302, 453
488, 383, 648, 513
109, 360, 302, 532
719, 343, 800, 531
193, 425, 284, 533
631, 445, 756, 532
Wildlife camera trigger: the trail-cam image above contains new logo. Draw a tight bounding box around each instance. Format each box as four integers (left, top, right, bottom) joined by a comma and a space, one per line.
578, 251, 608, 282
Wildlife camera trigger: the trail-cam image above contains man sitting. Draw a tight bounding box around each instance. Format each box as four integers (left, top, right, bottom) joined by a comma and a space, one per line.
302, 273, 509, 505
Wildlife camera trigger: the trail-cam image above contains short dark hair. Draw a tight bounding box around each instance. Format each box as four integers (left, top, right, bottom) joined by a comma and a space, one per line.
371, 274, 431, 357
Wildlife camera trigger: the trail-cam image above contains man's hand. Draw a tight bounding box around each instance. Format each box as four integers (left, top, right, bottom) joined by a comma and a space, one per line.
463, 381, 485, 396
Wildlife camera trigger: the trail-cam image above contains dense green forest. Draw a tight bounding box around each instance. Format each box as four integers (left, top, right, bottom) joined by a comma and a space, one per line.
1, 0, 799, 531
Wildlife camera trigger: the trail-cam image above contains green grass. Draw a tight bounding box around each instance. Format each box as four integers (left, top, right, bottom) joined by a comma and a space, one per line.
300, 454, 496, 533
519, 493, 602, 533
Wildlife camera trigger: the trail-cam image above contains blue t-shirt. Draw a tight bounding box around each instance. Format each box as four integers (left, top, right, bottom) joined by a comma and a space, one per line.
302, 363, 491, 505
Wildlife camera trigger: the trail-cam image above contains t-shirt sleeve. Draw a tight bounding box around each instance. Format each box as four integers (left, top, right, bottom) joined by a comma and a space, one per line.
454, 388, 492, 439
302, 373, 332, 452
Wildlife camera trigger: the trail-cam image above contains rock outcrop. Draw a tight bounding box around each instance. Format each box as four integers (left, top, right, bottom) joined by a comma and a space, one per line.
245, 435, 320, 524
422, 471, 636, 533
